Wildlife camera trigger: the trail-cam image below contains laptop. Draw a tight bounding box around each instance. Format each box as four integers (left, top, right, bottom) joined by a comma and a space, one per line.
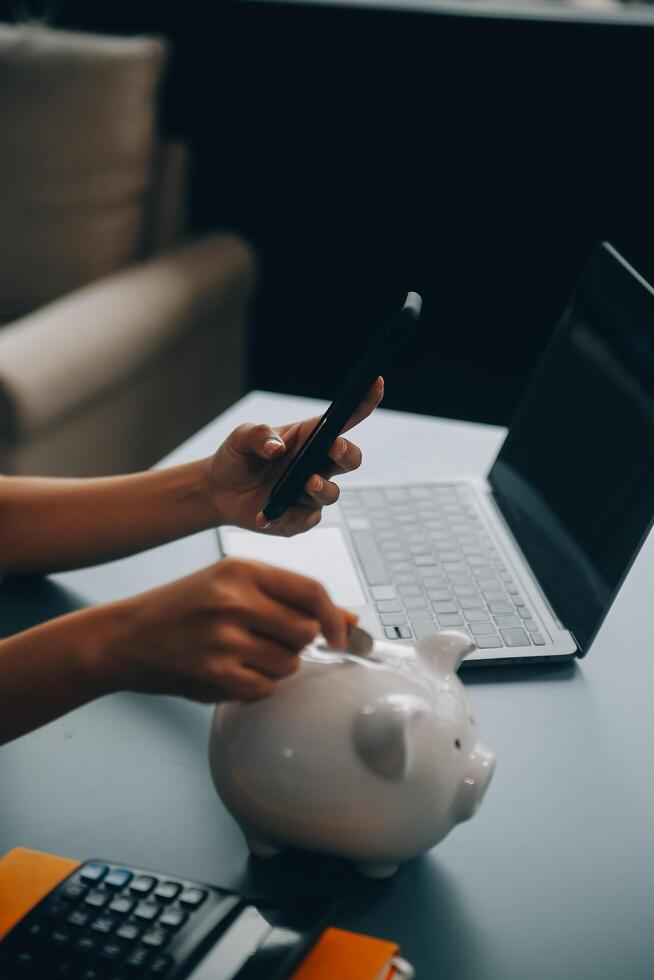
219, 242, 654, 664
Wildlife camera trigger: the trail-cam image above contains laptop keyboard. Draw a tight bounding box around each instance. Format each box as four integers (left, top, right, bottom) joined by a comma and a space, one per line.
340, 485, 546, 649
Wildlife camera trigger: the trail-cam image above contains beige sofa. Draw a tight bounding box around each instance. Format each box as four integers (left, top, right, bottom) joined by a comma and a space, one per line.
0, 24, 255, 476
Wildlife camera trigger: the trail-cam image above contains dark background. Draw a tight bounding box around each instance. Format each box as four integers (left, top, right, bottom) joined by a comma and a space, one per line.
6, 0, 654, 425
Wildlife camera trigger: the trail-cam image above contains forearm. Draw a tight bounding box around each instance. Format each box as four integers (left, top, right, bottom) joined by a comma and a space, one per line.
0, 605, 117, 744
0, 462, 216, 577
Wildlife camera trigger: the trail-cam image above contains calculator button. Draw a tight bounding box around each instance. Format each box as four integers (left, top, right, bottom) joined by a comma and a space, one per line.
141, 928, 168, 949
105, 869, 133, 890
100, 940, 125, 960
149, 955, 173, 975
80, 862, 109, 884
61, 883, 87, 902
179, 887, 207, 908
130, 876, 157, 895
76, 935, 97, 954
67, 908, 91, 928
109, 896, 136, 915
80, 969, 103, 980
85, 890, 110, 909
116, 922, 142, 942
26, 921, 46, 942
158, 908, 187, 930
49, 928, 72, 947
90, 914, 115, 934
46, 899, 70, 919
134, 901, 159, 922
152, 881, 182, 903
125, 945, 150, 968
4, 948, 40, 970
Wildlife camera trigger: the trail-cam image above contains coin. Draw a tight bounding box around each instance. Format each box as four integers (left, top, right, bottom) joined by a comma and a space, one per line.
346, 626, 374, 656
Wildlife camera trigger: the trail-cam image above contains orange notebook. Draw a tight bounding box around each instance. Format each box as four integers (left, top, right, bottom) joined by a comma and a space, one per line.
0, 848, 413, 979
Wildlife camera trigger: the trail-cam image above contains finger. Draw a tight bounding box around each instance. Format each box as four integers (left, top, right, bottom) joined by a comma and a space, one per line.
240, 636, 303, 679
324, 436, 362, 475
255, 564, 349, 649
341, 609, 359, 630
228, 422, 287, 461
341, 376, 384, 434
245, 595, 321, 650
303, 474, 341, 506
258, 507, 323, 538
223, 665, 277, 702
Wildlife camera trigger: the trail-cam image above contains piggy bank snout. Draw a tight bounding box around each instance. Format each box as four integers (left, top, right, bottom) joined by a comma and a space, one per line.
454, 741, 496, 823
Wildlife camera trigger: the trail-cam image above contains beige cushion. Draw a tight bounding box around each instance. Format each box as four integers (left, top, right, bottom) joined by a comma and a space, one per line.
0, 24, 167, 323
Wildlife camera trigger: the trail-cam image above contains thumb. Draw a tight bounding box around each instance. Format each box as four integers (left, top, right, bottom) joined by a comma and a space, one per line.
229, 423, 287, 461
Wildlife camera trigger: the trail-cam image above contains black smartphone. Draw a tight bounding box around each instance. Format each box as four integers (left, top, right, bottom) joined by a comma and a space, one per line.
263, 291, 422, 522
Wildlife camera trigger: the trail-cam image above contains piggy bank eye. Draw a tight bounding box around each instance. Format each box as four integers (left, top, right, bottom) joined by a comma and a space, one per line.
454, 739, 461, 750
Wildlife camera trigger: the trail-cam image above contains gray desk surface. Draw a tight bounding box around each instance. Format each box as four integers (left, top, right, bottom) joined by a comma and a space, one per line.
2, 391, 653, 980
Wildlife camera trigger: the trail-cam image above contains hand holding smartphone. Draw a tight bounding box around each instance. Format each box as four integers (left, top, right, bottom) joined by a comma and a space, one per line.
263, 292, 422, 522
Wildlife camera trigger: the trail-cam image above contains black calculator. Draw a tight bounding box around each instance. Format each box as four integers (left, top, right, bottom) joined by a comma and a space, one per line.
0, 859, 335, 980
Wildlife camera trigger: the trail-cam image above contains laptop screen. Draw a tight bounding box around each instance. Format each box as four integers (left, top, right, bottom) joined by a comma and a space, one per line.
488, 243, 654, 654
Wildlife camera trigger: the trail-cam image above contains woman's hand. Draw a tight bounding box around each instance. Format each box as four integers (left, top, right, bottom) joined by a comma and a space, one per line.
92, 558, 357, 704
204, 377, 383, 536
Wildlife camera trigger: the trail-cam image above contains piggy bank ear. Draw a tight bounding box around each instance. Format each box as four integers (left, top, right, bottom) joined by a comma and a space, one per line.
418, 629, 476, 674
352, 695, 426, 781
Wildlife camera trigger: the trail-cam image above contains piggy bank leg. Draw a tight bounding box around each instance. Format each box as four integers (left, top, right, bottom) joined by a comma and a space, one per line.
246, 835, 282, 860
354, 860, 400, 879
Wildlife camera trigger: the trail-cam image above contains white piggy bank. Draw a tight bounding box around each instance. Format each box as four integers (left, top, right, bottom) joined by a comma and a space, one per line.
209, 630, 495, 878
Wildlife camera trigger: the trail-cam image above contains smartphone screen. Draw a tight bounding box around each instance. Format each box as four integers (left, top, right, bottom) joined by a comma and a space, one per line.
263, 292, 422, 521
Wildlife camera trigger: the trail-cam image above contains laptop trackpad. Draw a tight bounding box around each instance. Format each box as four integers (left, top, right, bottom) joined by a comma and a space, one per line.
218, 526, 366, 608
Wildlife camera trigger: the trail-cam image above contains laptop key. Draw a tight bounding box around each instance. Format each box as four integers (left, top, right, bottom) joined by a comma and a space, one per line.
470, 622, 499, 636
437, 614, 464, 627
432, 601, 458, 614
404, 597, 428, 610
464, 609, 491, 622
494, 614, 521, 629
517, 607, 533, 619
500, 628, 531, 647
376, 600, 403, 613
427, 589, 452, 601
351, 530, 389, 586
381, 613, 407, 626
416, 566, 442, 578
395, 572, 418, 585
409, 610, 435, 623
524, 620, 539, 632
488, 601, 514, 614
398, 585, 421, 597
474, 635, 503, 649
458, 596, 484, 609
453, 586, 479, 598
371, 585, 397, 600
420, 574, 447, 588
532, 633, 546, 645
